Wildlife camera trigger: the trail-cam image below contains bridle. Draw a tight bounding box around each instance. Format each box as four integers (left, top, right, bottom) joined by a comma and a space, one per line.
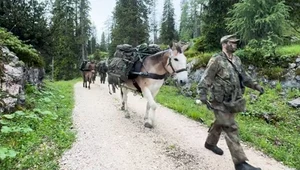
165, 50, 187, 74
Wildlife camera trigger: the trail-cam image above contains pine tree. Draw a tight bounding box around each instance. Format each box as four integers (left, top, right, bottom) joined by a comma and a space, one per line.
201, 0, 239, 50
0, 0, 50, 63
50, 0, 91, 80
285, 0, 300, 31
226, 0, 290, 43
100, 32, 107, 51
110, 0, 152, 55
179, 1, 193, 41
150, 0, 158, 43
160, 0, 177, 46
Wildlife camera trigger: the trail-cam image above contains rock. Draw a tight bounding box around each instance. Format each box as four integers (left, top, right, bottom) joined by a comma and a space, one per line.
281, 80, 300, 89
289, 63, 296, 69
296, 57, 300, 65
1, 46, 44, 113
248, 65, 255, 71
270, 80, 278, 88
279, 92, 286, 96
282, 70, 295, 81
2, 97, 18, 112
4, 65, 23, 81
190, 68, 205, 82
287, 98, 300, 108
249, 94, 258, 103
295, 75, 300, 82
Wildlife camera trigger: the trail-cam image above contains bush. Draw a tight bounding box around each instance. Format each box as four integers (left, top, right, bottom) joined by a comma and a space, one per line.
191, 36, 209, 53
191, 53, 214, 70
0, 27, 44, 67
235, 37, 296, 68
184, 49, 199, 59
259, 67, 285, 80
159, 44, 169, 50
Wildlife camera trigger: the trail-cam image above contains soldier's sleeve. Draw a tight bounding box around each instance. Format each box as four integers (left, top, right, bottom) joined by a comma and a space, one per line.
197, 56, 220, 96
238, 58, 258, 89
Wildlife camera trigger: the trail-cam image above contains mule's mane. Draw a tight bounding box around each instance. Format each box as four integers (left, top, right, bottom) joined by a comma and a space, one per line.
144, 44, 182, 64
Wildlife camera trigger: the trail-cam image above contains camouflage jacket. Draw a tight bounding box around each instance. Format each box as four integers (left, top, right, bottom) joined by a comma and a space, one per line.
198, 52, 257, 105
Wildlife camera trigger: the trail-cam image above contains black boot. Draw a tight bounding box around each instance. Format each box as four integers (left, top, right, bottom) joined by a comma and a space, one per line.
235, 162, 261, 170
204, 142, 224, 155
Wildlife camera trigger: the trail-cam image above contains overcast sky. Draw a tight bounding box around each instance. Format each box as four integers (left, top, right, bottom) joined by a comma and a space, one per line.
89, 0, 182, 41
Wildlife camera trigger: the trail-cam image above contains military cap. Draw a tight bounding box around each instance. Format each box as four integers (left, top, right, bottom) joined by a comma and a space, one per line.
220, 34, 240, 44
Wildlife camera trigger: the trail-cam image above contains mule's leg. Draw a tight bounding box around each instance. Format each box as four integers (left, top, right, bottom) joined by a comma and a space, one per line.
120, 88, 124, 110
82, 73, 85, 87
144, 102, 150, 121
88, 74, 91, 89
92, 73, 95, 84
84, 73, 88, 88
112, 85, 116, 93
142, 87, 157, 128
108, 84, 112, 95
103, 74, 106, 84
120, 87, 130, 118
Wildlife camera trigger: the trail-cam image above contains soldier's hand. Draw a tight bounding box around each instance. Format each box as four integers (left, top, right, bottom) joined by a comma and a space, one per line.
255, 84, 264, 95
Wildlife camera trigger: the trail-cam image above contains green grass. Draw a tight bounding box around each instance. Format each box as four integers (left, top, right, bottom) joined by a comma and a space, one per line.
0, 79, 80, 169
156, 85, 300, 170
276, 44, 300, 56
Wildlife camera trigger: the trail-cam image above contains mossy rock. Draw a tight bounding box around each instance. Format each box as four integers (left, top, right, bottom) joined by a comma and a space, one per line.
295, 67, 300, 76
0, 27, 44, 67
259, 67, 286, 80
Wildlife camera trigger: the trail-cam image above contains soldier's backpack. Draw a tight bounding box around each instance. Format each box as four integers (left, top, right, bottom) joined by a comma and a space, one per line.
80, 61, 90, 71
108, 44, 138, 82
108, 43, 162, 83
137, 43, 161, 58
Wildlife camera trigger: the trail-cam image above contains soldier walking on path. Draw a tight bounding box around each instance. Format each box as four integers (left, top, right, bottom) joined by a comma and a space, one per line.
198, 34, 265, 170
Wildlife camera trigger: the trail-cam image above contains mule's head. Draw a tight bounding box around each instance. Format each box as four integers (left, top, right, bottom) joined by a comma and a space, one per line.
166, 42, 189, 86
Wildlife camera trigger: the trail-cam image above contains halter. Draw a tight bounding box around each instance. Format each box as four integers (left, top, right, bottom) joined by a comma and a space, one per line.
166, 50, 187, 74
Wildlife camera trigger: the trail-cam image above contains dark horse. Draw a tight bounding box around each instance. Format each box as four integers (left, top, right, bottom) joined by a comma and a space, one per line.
82, 62, 96, 89
91, 61, 96, 84
109, 43, 189, 128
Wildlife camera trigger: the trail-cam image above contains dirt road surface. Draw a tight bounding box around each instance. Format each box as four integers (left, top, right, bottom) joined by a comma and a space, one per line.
59, 78, 294, 170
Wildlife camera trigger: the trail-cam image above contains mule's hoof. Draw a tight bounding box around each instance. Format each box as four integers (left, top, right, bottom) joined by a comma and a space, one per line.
144, 122, 153, 128
125, 114, 130, 119
121, 106, 125, 110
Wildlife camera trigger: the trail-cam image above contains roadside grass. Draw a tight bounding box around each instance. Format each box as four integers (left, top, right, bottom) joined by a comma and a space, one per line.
0, 79, 80, 169
276, 44, 300, 56
156, 85, 300, 170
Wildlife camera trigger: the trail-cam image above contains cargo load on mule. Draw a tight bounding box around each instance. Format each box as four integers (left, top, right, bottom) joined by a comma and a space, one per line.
107, 43, 161, 84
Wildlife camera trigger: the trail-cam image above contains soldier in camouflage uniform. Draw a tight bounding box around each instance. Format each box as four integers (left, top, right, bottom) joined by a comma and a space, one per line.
198, 35, 264, 170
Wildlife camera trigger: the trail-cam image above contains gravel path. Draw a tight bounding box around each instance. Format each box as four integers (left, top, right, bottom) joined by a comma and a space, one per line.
59, 77, 293, 170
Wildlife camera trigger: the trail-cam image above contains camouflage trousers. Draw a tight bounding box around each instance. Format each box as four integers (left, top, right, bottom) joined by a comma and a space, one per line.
206, 109, 248, 164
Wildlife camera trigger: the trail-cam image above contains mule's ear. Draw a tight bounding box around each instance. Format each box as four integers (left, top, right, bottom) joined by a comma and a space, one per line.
172, 42, 176, 49
181, 44, 190, 52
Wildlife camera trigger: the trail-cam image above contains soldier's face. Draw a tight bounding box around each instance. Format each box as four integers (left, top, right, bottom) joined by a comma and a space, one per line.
226, 41, 237, 52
